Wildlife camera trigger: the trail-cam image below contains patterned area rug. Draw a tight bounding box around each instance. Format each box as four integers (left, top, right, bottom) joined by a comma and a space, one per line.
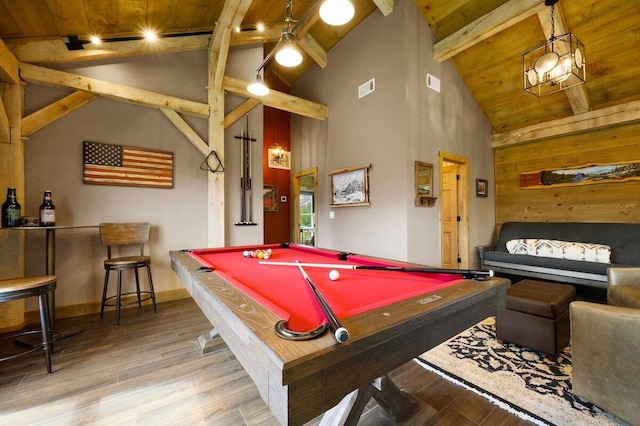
416, 317, 628, 426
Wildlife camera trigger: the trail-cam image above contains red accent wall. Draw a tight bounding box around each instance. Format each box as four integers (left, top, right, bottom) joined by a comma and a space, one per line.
263, 74, 291, 244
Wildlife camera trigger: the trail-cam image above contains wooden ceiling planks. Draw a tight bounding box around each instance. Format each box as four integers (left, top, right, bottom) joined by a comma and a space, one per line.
417, 0, 640, 134
0, 0, 638, 136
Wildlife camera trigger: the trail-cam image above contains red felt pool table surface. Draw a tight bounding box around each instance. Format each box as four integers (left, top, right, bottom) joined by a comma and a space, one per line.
188, 244, 465, 332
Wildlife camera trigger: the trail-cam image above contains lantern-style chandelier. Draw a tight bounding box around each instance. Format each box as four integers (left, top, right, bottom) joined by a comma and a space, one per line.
523, 0, 585, 97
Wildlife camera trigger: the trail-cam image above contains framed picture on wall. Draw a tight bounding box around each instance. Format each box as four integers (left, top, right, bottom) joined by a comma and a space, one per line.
263, 185, 278, 211
476, 179, 488, 197
329, 164, 371, 207
268, 147, 291, 170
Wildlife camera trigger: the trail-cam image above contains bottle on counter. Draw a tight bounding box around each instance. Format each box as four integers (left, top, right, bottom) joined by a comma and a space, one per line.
39, 190, 56, 227
2, 187, 21, 228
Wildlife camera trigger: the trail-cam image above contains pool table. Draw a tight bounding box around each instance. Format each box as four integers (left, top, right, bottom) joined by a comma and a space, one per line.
170, 244, 509, 425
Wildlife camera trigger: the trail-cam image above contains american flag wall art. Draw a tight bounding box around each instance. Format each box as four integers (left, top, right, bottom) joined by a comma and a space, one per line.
83, 141, 174, 189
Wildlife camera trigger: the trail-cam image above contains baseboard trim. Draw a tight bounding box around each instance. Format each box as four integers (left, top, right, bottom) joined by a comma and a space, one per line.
24, 288, 191, 324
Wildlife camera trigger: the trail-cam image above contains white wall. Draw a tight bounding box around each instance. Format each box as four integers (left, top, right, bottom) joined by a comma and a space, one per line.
22, 47, 264, 310
291, 2, 495, 267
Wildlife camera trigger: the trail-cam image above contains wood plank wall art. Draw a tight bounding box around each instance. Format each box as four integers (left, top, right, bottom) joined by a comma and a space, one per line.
83, 141, 174, 189
520, 161, 640, 189
494, 122, 640, 232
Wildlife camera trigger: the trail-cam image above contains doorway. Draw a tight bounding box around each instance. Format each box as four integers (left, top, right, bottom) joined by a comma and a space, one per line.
439, 151, 469, 269
293, 167, 318, 246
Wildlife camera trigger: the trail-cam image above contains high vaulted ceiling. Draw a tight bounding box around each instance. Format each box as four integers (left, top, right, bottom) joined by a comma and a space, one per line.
1, 0, 639, 139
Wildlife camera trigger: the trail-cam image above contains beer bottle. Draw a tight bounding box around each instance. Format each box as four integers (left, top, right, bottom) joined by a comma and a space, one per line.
2, 187, 21, 228
39, 190, 56, 226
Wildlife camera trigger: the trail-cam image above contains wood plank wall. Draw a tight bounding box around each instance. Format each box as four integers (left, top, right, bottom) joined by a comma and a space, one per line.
494, 121, 640, 237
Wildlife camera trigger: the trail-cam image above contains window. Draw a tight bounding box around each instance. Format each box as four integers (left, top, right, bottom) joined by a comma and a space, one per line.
300, 192, 315, 245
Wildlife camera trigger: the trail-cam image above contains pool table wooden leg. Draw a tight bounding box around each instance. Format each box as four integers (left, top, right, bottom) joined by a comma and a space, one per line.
371, 375, 420, 422
197, 328, 222, 354
320, 374, 431, 425
319, 385, 373, 426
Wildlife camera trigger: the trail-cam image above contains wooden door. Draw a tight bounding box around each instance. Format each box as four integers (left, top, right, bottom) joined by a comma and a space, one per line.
441, 164, 459, 268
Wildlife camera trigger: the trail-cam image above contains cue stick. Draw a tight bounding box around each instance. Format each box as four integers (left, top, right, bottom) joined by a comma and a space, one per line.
295, 261, 350, 344
260, 260, 494, 279
248, 130, 253, 223
239, 130, 245, 222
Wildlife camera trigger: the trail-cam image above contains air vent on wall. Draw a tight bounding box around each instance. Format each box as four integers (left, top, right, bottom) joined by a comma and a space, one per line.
426, 73, 441, 92
358, 78, 375, 99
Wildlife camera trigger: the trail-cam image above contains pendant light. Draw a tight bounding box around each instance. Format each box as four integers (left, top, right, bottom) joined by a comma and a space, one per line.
319, 0, 354, 26
523, 0, 585, 97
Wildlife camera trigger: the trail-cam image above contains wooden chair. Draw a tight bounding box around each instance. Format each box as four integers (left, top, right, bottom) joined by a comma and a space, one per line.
0, 275, 56, 373
99, 222, 157, 325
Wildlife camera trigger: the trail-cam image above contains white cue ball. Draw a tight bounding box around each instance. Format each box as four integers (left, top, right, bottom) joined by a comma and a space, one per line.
329, 269, 340, 281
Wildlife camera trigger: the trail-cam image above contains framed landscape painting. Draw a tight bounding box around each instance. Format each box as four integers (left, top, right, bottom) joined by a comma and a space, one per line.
329, 164, 371, 207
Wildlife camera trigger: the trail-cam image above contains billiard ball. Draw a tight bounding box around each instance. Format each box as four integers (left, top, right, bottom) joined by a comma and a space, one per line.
243, 250, 249, 257
329, 269, 340, 281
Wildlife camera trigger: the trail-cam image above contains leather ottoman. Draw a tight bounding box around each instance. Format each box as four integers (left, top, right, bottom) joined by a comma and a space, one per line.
496, 279, 576, 359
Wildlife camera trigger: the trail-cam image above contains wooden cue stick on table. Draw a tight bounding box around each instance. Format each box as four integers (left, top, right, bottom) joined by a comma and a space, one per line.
260, 260, 494, 279
296, 261, 349, 343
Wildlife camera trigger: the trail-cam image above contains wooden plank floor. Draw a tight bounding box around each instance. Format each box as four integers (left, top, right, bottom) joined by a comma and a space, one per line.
0, 298, 533, 425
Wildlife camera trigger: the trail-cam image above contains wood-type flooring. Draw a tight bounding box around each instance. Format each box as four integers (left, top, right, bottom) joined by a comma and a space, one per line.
0, 298, 533, 425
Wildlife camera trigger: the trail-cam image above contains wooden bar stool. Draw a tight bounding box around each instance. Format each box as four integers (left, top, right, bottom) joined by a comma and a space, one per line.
99, 222, 157, 325
0, 275, 56, 373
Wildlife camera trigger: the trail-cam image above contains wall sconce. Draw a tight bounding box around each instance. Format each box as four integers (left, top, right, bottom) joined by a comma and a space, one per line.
523, 0, 585, 97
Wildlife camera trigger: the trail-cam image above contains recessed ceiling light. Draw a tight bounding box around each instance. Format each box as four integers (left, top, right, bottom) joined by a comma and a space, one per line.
143, 29, 158, 41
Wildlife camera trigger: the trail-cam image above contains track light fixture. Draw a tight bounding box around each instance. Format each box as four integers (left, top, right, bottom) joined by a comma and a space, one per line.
247, 73, 270, 96
246, 0, 355, 96
320, 0, 355, 26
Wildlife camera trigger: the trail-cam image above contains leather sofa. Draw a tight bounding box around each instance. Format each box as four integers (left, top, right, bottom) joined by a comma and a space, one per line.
570, 267, 640, 425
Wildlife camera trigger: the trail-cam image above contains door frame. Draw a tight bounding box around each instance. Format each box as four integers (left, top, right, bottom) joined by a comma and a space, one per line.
438, 151, 470, 269
292, 167, 318, 245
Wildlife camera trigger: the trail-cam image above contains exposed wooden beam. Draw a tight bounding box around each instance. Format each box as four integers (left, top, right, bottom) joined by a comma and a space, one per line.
536, 5, 590, 114
5, 28, 286, 66
19, 63, 209, 118
6, 35, 212, 66
293, 1, 322, 35
213, 27, 232, 94
231, 27, 281, 46
433, 0, 544, 63
22, 91, 97, 137
223, 76, 328, 120
287, 1, 328, 69
0, 38, 18, 142
160, 108, 209, 156
207, 0, 253, 247
373, 0, 394, 16
0, 94, 9, 143
490, 100, 640, 148
224, 98, 261, 128
298, 34, 327, 68
0, 39, 20, 84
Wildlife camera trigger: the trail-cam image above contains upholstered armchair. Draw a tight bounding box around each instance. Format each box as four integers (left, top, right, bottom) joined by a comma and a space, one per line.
570, 267, 640, 425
